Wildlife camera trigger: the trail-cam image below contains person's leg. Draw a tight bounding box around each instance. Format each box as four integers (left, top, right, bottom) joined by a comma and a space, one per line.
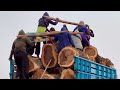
35, 42, 40, 58
81, 34, 90, 47
21, 52, 29, 79
14, 51, 22, 79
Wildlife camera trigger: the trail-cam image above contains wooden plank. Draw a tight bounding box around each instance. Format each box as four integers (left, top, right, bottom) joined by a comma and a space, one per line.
43, 16, 82, 26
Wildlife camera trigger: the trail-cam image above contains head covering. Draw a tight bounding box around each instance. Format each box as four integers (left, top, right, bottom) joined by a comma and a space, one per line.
79, 21, 84, 26
61, 24, 68, 31
42, 12, 49, 17
50, 27, 55, 31
61, 27, 67, 31
18, 30, 25, 35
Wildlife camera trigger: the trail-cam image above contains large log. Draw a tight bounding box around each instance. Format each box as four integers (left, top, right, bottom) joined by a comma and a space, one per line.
76, 49, 89, 60
95, 54, 102, 64
60, 69, 74, 79
41, 74, 55, 79
83, 45, 98, 62
28, 55, 42, 73
17, 31, 67, 38
34, 32, 83, 43
43, 16, 82, 26
50, 74, 60, 79
41, 44, 58, 68
17, 31, 83, 40
105, 58, 114, 68
31, 69, 48, 79
58, 46, 79, 68
96, 55, 114, 68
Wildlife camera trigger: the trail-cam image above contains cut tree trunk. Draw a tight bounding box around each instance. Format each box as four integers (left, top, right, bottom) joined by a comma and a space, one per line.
28, 55, 42, 73
58, 46, 79, 68
31, 69, 48, 79
83, 45, 98, 62
43, 16, 82, 26
60, 69, 74, 79
40, 74, 55, 79
105, 58, 114, 68
50, 74, 60, 79
95, 54, 102, 64
41, 44, 58, 68
76, 49, 89, 60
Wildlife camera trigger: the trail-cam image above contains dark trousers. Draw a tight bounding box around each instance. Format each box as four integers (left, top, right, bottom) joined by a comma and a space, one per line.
27, 45, 35, 55
81, 34, 90, 48
35, 42, 41, 56
14, 51, 29, 79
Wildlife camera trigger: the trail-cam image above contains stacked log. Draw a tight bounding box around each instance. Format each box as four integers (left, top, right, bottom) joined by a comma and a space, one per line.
28, 55, 42, 73
83, 45, 98, 62
96, 55, 114, 68
41, 44, 58, 68
60, 69, 74, 79
58, 46, 79, 68
27, 44, 114, 79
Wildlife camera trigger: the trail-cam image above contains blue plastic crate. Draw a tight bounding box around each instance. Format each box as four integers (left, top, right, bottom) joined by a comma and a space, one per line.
74, 56, 117, 79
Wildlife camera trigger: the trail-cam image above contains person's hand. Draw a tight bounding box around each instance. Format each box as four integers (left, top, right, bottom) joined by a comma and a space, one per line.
9, 57, 12, 61
56, 18, 59, 21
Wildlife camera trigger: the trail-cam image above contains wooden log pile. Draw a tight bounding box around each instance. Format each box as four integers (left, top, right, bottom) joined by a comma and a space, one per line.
28, 44, 114, 79
28, 44, 76, 79
82, 45, 114, 68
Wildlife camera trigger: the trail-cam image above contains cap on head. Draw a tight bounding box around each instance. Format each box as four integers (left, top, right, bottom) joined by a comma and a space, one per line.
43, 12, 49, 17
50, 27, 55, 31
61, 27, 67, 31
18, 29, 25, 35
63, 24, 66, 27
79, 21, 84, 26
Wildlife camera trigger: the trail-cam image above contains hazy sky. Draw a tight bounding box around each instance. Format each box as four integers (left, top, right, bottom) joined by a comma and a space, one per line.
0, 11, 120, 79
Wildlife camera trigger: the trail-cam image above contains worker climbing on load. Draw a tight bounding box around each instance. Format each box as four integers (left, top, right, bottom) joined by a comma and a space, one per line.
9, 30, 35, 79
35, 12, 59, 58
73, 21, 91, 48
54, 24, 75, 53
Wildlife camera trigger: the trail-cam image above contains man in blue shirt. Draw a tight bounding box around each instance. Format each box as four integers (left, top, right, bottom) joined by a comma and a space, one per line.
54, 25, 75, 52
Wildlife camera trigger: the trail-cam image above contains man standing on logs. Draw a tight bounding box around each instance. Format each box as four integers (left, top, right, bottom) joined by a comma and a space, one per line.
54, 24, 75, 52
35, 12, 59, 58
73, 21, 91, 48
9, 30, 35, 79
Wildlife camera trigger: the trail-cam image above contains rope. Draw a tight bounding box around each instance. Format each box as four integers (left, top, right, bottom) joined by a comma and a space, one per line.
40, 59, 52, 79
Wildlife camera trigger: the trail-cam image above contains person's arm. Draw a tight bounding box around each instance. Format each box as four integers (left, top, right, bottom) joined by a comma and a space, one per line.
9, 41, 15, 60
73, 26, 78, 32
24, 37, 35, 47
48, 18, 59, 25
85, 27, 90, 35
68, 33, 75, 47
90, 29, 94, 37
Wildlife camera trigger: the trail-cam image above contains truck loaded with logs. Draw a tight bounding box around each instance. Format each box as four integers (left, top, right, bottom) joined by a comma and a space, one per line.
9, 15, 117, 79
